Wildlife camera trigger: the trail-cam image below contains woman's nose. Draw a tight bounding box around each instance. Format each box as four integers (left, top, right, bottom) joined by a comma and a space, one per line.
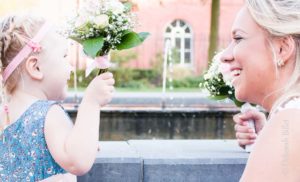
220, 45, 234, 63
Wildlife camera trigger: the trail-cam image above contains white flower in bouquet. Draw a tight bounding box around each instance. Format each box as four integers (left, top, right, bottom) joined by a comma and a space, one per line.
201, 51, 257, 152
200, 51, 243, 106
203, 53, 221, 80
105, 0, 125, 14
92, 15, 109, 29
75, 15, 88, 28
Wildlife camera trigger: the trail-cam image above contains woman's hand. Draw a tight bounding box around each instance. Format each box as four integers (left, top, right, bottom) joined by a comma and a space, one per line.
233, 110, 266, 149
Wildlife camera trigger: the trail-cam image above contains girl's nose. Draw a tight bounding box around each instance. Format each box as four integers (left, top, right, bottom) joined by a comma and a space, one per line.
220, 45, 234, 63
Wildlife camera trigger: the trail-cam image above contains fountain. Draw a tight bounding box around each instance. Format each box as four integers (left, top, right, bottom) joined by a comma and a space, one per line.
161, 39, 175, 109
161, 39, 171, 108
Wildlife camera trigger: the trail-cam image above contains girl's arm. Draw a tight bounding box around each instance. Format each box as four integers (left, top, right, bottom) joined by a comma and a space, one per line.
44, 73, 114, 175
240, 109, 300, 181
39, 173, 77, 182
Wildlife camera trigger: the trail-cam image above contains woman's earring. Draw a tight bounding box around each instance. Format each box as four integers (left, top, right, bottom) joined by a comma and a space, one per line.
277, 58, 285, 67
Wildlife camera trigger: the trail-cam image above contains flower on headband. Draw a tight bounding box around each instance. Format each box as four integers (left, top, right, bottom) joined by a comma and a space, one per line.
27, 41, 42, 53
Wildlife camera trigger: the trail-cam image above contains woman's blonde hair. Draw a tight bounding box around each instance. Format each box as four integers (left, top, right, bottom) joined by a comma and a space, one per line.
0, 14, 44, 94
245, 0, 300, 113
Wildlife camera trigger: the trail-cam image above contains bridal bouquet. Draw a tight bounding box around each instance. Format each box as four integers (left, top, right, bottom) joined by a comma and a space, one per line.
200, 51, 243, 107
201, 51, 257, 152
66, 0, 149, 75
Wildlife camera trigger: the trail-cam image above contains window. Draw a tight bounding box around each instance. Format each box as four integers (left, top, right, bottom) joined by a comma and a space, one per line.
164, 20, 193, 65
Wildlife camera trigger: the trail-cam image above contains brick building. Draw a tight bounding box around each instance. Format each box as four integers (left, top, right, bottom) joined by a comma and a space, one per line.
129, 0, 244, 75
0, 0, 244, 75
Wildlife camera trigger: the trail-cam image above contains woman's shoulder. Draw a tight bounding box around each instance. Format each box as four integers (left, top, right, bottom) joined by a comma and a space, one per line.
277, 97, 300, 111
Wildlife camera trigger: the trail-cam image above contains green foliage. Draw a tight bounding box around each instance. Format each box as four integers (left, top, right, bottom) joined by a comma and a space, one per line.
169, 76, 203, 88
68, 50, 201, 90
112, 68, 161, 88
68, 68, 161, 89
110, 49, 137, 67
116, 32, 150, 50
68, 67, 202, 90
82, 37, 104, 58
68, 70, 99, 88
199, 72, 244, 107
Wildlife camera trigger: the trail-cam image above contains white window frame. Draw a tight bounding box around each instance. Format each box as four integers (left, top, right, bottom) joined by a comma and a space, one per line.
164, 19, 193, 66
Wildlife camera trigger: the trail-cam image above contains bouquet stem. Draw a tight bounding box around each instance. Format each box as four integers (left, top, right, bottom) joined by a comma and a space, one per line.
241, 103, 257, 152
98, 68, 108, 75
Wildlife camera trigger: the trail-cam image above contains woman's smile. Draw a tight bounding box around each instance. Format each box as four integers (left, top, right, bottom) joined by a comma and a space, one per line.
230, 68, 242, 86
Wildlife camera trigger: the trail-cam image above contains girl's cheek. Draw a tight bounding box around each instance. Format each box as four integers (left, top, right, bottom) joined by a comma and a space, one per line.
66, 63, 73, 73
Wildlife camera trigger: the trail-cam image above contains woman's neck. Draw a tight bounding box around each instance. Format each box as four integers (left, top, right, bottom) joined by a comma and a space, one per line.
261, 90, 283, 112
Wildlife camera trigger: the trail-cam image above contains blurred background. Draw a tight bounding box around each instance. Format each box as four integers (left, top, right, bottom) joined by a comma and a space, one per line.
0, 0, 244, 141
0, 0, 243, 91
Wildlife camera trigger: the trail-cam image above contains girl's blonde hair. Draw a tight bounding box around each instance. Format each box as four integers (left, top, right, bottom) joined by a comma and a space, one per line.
245, 0, 300, 113
0, 14, 44, 94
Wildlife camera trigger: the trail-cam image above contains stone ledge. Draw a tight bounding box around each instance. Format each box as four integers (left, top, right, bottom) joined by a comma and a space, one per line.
78, 140, 249, 182
77, 141, 142, 182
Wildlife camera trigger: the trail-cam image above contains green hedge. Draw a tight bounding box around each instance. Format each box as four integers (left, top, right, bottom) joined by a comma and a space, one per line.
167, 76, 203, 88
68, 68, 202, 89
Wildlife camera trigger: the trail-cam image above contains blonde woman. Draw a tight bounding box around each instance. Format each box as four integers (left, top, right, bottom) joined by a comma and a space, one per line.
221, 0, 300, 181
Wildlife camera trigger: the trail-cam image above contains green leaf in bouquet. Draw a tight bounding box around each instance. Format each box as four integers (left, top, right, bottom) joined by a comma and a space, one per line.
138, 32, 150, 42
218, 86, 231, 96
116, 32, 150, 50
82, 36, 104, 58
121, 30, 131, 36
69, 36, 83, 44
210, 95, 228, 100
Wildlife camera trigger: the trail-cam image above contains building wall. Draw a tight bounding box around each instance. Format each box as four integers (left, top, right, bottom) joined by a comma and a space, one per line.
69, 0, 244, 75
130, 0, 243, 75
0, 0, 244, 76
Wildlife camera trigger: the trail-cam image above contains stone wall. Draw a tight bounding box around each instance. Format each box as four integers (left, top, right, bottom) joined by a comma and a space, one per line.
78, 140, 248, 182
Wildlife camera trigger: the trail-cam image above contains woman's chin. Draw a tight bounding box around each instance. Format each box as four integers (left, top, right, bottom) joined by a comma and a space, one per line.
234, 88, 247, 103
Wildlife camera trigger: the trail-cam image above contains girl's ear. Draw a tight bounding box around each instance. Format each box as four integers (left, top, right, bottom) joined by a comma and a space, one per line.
25, 56, 43, 80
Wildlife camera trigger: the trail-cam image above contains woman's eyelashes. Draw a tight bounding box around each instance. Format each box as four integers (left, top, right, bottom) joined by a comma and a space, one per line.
233, 36, 243, 43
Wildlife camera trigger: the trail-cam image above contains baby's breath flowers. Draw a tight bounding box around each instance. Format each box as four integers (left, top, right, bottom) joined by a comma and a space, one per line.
201, 51, 257, 152
65, 0, 149, 74
200, 51, 243, 107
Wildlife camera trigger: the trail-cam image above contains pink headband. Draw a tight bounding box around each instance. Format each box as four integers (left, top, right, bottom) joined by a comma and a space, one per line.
2, 22, 51, 83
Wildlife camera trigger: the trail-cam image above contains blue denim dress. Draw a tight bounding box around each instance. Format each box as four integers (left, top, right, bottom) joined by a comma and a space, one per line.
0, 100, 66, 181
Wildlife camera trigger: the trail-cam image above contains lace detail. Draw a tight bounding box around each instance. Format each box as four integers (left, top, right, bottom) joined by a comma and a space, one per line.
276, 97, 300, 111
0, 100, 66, 181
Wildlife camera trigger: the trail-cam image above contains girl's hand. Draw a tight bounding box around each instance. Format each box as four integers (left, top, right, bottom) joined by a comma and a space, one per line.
84, 72, 115, 107
233, 110, 266, 149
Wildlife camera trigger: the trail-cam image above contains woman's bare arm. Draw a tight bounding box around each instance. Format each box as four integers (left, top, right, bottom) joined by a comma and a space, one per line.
241, 109, 300, 182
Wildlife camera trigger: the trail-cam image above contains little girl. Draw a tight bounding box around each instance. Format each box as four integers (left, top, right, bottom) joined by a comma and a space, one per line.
0, 13, 115, 181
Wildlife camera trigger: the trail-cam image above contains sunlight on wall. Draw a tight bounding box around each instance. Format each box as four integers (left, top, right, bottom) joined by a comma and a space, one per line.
0, 0, 80, 69
0, 0, 76, 23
